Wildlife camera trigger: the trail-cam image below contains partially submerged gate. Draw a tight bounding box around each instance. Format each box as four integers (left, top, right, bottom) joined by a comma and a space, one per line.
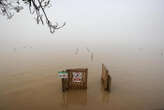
59, 68, 88, 92
67, 68, 88, 89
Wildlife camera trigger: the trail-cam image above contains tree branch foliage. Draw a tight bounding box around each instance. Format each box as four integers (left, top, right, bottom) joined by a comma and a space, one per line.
0, 0, 65, 33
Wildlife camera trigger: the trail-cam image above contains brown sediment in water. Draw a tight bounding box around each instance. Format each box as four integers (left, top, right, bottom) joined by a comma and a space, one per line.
0, 51, 164, 110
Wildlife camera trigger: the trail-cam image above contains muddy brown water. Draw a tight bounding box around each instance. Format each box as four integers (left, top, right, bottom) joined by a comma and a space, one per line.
0, 48, 164, 110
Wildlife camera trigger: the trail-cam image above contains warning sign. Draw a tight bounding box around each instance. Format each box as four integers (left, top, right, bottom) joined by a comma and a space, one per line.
72, 72, 82, 82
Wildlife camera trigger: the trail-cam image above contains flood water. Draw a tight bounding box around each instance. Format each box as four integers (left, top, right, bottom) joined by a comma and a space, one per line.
0, 43, 164, 110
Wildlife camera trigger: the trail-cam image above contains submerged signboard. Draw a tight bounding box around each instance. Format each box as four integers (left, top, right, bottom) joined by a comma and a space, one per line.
60, 68, 88, 91
58, 71, 68, 78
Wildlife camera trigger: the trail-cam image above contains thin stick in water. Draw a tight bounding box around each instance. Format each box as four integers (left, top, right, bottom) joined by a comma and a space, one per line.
75, 48, 79, 55
91, 52, 94, 61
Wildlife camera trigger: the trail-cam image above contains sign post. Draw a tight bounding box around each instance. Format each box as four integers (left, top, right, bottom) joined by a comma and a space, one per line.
58, 71, 68, 92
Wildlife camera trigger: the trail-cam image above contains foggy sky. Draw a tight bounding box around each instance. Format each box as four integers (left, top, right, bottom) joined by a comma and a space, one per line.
0, 0, 164, 52
0, 0, 164, 49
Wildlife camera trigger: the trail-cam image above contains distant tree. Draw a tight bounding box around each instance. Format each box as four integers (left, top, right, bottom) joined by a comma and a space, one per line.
0, 0, 65, 33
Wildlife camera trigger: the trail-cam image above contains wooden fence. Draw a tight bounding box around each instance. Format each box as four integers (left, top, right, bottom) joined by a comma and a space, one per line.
61, 65, 111, 92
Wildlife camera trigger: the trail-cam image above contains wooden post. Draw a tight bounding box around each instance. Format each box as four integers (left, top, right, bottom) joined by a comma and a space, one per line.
62, 78, 65, 92
62, 78, 69, 92
85, 69, 88, 89
106, 75, 111, 92
101, 64, 112, 92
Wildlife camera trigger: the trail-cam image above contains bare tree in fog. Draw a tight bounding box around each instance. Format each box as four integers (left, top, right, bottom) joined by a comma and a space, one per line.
0, 0, 65, 33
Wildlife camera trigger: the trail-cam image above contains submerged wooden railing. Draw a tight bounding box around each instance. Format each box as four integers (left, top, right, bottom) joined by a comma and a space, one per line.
101, 64, 112, 92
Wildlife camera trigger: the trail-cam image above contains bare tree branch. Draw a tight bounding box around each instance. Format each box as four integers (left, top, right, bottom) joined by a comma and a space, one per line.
0, 0, 65, 33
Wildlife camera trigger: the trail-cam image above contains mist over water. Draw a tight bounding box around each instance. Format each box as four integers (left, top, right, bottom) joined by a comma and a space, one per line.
0, 0, 164, 110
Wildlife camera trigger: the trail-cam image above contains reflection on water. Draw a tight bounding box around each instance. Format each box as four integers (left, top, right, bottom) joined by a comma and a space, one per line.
62, 89, 87, 106
100, 83, 110, 104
